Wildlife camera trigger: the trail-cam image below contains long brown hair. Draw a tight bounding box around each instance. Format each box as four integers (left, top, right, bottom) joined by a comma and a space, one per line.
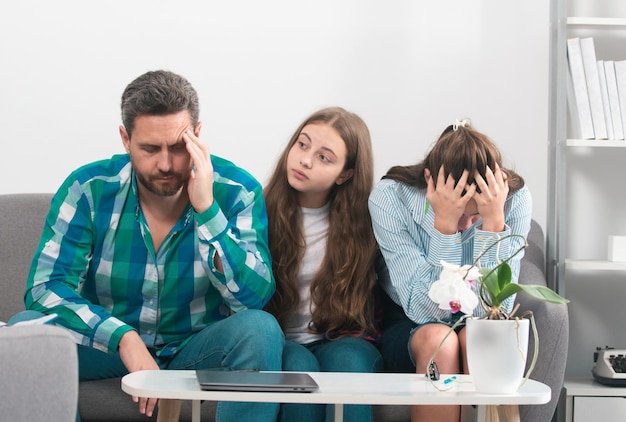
264, 107, 378, 338
383, 121, 525, 192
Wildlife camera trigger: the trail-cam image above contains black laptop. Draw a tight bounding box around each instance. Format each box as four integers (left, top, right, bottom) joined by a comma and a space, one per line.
196, 369, 319, 393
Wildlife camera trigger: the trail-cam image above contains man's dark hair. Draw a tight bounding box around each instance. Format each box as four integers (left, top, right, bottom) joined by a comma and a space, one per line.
121, 70, 200, 138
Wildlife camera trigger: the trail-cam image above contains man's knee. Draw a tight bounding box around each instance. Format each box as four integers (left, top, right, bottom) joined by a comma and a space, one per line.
231, 309, 284, 344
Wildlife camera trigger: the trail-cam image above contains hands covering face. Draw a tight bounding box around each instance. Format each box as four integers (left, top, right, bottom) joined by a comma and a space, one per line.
425, 164, 508, 234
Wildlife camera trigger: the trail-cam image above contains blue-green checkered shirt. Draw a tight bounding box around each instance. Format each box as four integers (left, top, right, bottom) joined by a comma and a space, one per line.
25, 154, 275, 357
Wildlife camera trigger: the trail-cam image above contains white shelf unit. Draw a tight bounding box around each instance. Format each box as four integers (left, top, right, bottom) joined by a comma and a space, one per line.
567, 17, 626, 26
549, 11, 626, 292
562, 140, 626, 272
547, 16, 626, 286
566, 139, 626, 147
565, 259, 626, 271
549, 2, 626, 421
563, 378, 626, 422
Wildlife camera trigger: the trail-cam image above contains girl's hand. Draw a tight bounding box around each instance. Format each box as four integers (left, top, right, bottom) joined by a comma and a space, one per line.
426, 166, 476, 235
473, 164, 508, 232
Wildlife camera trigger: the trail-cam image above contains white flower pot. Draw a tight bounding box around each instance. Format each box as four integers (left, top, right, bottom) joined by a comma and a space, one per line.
466, 318, 529, 394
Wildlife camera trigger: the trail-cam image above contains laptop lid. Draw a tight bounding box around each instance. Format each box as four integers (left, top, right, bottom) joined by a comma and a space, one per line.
195, 369, 319, 393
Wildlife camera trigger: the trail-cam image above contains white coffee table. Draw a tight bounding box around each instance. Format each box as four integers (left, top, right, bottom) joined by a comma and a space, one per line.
121, 370, 550, 422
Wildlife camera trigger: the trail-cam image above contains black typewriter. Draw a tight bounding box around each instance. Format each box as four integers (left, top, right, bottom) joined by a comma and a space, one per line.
592, 346, 626, 387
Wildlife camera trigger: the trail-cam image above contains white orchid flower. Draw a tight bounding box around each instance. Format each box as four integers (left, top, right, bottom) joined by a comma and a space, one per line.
439, 260, 481, 285
428, 260, 481, 314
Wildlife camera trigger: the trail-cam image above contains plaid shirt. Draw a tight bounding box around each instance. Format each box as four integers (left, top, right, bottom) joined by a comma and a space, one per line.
25, 154, 274, 357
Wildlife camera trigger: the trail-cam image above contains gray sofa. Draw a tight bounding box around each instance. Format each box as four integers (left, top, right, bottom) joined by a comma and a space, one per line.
0, 193, 568, 421
0, 324, 78, 422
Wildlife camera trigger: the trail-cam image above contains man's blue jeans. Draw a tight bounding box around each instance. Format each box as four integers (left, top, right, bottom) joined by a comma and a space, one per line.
76, 309, 284, 422
280, 337, 383, 422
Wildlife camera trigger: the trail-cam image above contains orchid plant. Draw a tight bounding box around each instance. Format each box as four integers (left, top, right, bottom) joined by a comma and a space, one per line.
425, 233, 569, 388
428, 234, 568, 321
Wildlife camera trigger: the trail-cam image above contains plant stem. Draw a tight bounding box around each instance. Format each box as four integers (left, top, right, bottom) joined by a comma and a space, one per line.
467, 233, 527, 281
426, 314, 471, 389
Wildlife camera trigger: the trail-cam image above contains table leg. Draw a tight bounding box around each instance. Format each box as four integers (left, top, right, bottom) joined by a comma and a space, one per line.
156, 399, 182, 422
483, 404, 520, 422
191, 400, 201, 422
334, 403, 344, 422
477, 405, 486, 421
497, 405, 520, 422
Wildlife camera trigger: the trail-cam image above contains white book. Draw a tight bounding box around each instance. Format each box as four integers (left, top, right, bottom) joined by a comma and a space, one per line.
605, 61, 625, 140
566, 65, 583, 139
597, 60, 615, 140
614, 60, 626, 138
580, 38, 607, 139
567, 38, 595, 139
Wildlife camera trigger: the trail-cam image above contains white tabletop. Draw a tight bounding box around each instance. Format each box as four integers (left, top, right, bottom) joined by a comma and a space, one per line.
121, 370, 551, 406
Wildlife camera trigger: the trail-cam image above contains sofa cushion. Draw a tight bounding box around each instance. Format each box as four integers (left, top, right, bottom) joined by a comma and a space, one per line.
0, 193, 53, 321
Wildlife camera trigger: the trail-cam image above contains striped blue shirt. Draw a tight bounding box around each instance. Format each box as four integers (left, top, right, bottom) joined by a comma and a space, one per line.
25, 154, 274, 356
368, 178, 532, 325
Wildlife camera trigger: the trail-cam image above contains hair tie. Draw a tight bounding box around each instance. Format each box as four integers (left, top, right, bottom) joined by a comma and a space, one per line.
453, 118, 471, 131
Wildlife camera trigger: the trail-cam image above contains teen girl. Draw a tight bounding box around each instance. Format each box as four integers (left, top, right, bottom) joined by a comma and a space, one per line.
368, 119, 531, 422
264, 107, 384, 422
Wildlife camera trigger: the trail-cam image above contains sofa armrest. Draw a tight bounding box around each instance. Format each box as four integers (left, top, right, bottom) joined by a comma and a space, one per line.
0, 325, 78, 421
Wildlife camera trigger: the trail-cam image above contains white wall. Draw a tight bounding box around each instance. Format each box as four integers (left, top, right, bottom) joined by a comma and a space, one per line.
0, 0, 550, 227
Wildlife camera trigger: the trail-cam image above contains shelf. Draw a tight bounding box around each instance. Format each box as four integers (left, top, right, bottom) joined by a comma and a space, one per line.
565, 260, 626, 271
565, 377, 626, 397
567, 17, 626, 27
566, 139, 626, 147
555, 6, 626, 421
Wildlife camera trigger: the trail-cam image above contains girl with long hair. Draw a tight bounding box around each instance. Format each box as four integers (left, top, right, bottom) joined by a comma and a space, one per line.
264, 107, 383, 422
368, 119, 531, 422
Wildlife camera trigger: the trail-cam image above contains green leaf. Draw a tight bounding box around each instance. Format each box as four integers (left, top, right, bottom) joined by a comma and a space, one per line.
495, 283, 569, 305
494, 283, 525, 304
517, 284, 570, 304
497, 262, 512, 291
480, 267, 501, 306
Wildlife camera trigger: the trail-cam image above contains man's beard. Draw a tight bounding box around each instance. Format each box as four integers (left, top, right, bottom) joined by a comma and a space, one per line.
137, 171, 188, 197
